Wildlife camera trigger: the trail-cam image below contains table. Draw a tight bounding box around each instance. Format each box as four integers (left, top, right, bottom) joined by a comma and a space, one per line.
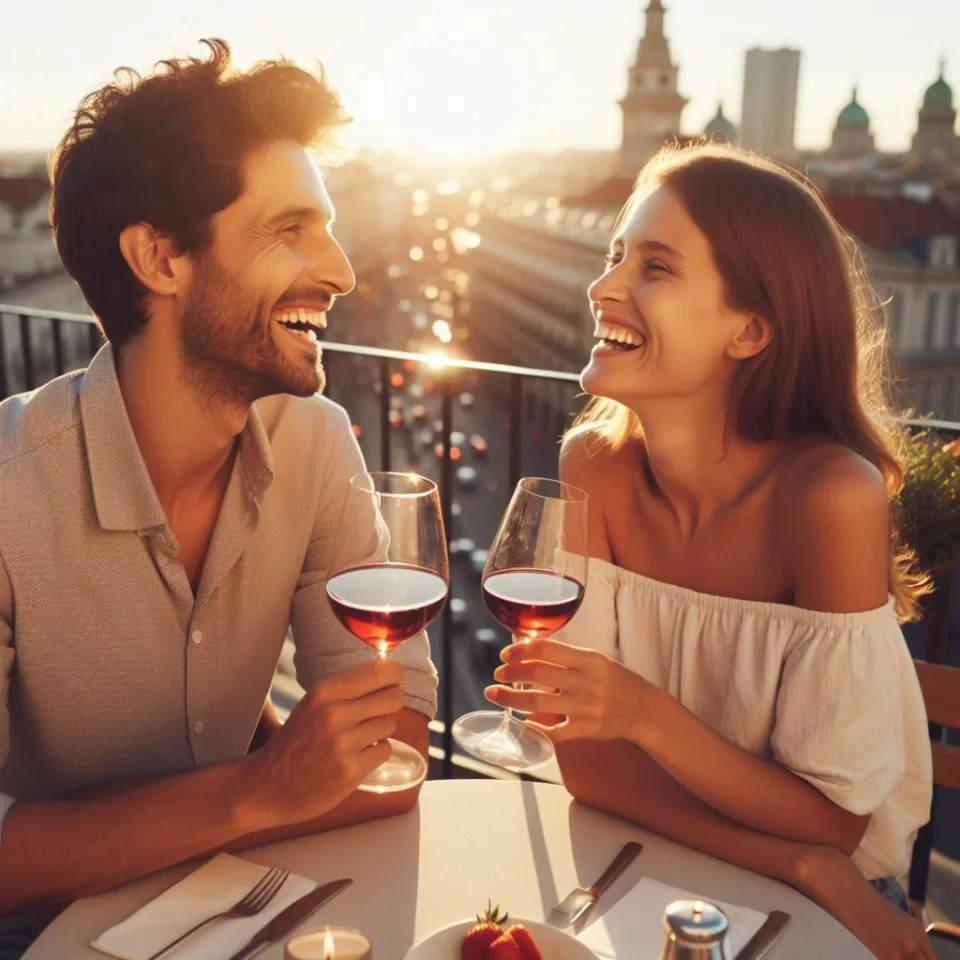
24, 780, 871, 959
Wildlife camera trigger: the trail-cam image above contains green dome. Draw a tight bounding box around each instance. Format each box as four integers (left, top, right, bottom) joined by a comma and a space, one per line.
924, 77, 953, 107
837, 89, 870, 128
924, 64, 953, 106
704, 103, 736, 140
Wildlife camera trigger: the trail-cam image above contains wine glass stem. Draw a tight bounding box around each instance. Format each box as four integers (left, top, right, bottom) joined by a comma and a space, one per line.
501, 632, 529, 725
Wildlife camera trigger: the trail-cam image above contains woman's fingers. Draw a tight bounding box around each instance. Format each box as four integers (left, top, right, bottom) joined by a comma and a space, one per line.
484, 685, 570, 715
500, 638, 589, 668
493, 661, 573, 691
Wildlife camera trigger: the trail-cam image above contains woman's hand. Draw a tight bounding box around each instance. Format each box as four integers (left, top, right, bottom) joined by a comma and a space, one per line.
794, 846, 936, 960
485, 638, 664, 743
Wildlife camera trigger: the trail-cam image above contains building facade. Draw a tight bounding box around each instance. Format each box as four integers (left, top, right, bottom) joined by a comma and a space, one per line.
830, 88, 875, 160
0, 176, 61, 292
912, 64, 959, 160
617, 0, 688, 174
741, 48, 802, 157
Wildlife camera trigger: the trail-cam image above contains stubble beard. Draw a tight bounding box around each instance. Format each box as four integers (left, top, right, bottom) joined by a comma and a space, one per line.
179, 252, 325, 409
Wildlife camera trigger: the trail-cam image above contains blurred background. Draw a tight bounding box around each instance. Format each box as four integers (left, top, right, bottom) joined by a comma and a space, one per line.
3, 0, 960, 932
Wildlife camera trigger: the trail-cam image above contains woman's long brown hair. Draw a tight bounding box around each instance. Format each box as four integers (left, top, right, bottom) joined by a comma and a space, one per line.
569, 142, 928, 621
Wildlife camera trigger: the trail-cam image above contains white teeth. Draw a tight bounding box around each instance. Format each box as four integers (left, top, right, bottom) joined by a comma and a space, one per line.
273, 308, 327, 329
595, 322, 645, 348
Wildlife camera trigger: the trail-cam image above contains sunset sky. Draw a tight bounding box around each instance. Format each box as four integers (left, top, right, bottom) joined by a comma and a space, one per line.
3, 0, 958, 157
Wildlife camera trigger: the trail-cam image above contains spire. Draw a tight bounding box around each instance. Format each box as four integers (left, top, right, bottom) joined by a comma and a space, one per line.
635, 0, 671, 67
939, 57, 946, 80
851, 85, 859, 103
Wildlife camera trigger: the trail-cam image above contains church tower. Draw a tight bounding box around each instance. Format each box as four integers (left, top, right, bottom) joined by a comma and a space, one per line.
618, 0, 689, 174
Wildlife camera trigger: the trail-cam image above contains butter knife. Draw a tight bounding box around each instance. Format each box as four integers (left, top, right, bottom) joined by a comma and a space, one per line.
226, 877, 352, 960
734, 910, 790, 960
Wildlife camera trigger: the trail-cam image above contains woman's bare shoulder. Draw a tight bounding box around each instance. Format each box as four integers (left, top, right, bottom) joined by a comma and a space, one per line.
560, 429, 641, 491
560, 430, 642, 563
774, 440, 890, 613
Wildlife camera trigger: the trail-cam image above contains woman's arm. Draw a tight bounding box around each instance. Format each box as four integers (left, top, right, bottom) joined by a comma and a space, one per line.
556, 737, 935, 960
492, 644, 868, 853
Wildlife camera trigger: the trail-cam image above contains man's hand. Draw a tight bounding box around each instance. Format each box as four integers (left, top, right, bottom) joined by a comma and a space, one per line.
240, 658, 404, 828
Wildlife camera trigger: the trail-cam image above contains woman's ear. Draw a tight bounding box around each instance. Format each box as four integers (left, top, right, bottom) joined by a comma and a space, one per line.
118, 223, 187, 297
727, 314, 773, 360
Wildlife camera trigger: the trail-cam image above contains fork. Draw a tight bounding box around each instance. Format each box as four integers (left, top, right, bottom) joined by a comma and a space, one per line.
551, 841, 643, 926
145, 864, 289, 960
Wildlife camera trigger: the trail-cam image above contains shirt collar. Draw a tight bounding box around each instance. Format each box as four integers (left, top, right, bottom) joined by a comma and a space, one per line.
79, 344, 275, 532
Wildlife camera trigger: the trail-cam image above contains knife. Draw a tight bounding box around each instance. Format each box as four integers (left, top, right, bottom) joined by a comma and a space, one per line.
226, 878, 353, 960
734, 910, 790, 960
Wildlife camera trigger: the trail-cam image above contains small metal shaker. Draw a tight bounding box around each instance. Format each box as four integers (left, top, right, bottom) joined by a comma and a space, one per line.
657, 899, 730, 960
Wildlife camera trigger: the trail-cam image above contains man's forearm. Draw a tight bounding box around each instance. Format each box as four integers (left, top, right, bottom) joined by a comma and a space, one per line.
0, 708, 428, 916
557, 738, 815, 889
0, 756, 257, 915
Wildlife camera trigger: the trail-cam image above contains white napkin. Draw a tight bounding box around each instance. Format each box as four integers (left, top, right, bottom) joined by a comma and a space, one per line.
576, 878, 769, 959
92, 853, 317, 960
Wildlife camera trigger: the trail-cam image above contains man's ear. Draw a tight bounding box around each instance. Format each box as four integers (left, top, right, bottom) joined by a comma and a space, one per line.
118, 223, 188, 296
727, 313, 774, 361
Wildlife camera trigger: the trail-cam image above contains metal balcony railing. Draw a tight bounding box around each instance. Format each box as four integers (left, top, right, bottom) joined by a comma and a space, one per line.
3, 303, 959, 785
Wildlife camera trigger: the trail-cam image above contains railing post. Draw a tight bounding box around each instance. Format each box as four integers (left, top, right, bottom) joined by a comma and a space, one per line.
379, 355, 391, 472
509, 374, 523, 492
51, 317, 65, 378
19, 315, 35, 391
440, 369, 455, 778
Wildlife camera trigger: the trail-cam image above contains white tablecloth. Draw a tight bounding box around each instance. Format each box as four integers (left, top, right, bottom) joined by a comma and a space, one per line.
24, 780, 871, 959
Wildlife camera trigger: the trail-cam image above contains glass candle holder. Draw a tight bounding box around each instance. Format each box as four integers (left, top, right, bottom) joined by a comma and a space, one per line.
285, 926, 372, 960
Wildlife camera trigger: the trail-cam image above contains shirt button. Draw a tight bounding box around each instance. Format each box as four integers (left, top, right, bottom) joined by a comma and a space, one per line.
193, 720, 206, 735
191, 630, 202, 645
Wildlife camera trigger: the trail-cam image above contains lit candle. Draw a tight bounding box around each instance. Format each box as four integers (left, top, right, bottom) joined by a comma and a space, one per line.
285, 927, 372, 960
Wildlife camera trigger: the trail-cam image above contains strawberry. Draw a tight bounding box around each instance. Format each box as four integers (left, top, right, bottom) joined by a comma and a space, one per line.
505, 924, 542, 960
461, 901, 508, 960
488, 932, 522, 960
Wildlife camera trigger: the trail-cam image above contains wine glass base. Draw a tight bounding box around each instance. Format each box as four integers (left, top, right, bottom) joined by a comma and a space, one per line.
356, 738, 427, 794
452, 710, 555, 773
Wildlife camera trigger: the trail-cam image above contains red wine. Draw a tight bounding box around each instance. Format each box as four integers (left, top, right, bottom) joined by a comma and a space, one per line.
327, 564, 448, 653
482, 568, 584, 638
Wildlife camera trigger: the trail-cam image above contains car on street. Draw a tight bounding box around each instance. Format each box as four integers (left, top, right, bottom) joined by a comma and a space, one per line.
388, 409, 403, 429
449, 537, 476, 560
469, 434, 488, 457
450, 430, 467, 447
459, 392, 475, 408
434, 442, 463, 461
472, 626, 501, 669
411, 403, 427, 421
469, 548, 488, 577
450, 597, 468, 628
456, 466, 478, 490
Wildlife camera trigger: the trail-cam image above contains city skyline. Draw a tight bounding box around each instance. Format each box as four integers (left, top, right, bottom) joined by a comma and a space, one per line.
3, 0, 959, 157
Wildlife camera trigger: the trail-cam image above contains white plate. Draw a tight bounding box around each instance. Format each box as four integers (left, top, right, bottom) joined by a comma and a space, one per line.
404, 917, 598, 959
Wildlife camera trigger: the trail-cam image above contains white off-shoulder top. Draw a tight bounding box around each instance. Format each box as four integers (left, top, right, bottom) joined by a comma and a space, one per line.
554, 557, 933, 879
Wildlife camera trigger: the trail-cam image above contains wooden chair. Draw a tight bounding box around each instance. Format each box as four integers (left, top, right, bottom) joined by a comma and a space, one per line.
909, 659, 960, 944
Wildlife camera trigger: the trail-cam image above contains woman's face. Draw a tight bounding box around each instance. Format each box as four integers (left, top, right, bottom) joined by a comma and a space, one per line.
581, 183, 761, 410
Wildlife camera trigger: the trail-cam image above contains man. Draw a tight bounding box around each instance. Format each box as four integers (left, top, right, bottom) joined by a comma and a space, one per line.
0, 38, 437, 927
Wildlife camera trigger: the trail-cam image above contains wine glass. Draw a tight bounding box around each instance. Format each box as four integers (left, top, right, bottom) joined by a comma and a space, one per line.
326, 471, 449, 793
453, 476, 588, 772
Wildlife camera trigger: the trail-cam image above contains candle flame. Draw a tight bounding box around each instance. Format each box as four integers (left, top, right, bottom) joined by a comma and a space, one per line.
323, 928, 335, 960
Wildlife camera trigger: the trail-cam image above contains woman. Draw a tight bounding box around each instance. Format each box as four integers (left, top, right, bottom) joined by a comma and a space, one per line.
486, 143, 935, 959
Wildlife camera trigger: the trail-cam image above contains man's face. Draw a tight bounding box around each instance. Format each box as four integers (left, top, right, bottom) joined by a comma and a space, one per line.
178, 139, 355, 405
